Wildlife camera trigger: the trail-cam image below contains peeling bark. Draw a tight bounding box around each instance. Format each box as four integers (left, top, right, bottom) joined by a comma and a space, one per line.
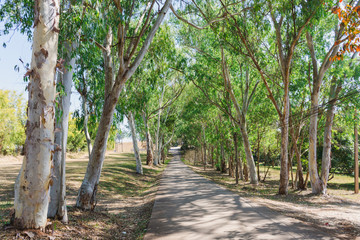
14, 0, 60, 230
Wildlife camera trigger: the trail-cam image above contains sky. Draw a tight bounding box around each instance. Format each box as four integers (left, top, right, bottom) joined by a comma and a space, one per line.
0, 31, 31, 98
0, 30, 81, 112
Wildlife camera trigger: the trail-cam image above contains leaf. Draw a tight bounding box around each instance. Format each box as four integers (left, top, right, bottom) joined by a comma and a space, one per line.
23, 231, 35, 239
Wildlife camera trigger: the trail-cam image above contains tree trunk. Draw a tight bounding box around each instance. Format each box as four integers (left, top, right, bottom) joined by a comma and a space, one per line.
142, 111, 153, 166
226, 140, 232, 177
355, 109, 359, 194
308, 83, 325, 194
48, 106, 62, 219
154, 87, 165, 166
234, 133, 239, 184
211, 146, 214, 168
290, 121, 306, 190
320, 78, 341, 194
243, 158, 249, 182
221, 52, 258, 184
76, 29, 118, 210
194, 149, 197, 166
127, 111, 143, 174
221, 144, 226, 173
295, 143, 305, 189
14, 0, 60, 229
289, 158, 294, 189
76, 94, 118, 209
158, 134, 164, 165
257, 128, 261, 182
161, 139, 166, 164
48, 40, 75, 223
305, 31, 342, 194
76, 0, 172, 210
240, 124, 258, 184
278, 91, 290, 195
203, 125, 206, 171
82, 94, 92, 157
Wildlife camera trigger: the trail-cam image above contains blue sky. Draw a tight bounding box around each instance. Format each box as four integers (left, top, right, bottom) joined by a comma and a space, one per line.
0, 31, 31, 98
0, 30, 82, 112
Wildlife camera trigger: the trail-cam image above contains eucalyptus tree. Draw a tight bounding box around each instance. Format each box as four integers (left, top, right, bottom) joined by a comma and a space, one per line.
116, 79, 146, 174
48, 0, 86, 222
304, 0, 360, 193
13, 0, 60, 230
175, 83, 217, 161
127, 111, 143, 174
73, 33, 106, 158
76, 0, 173, 210
305, 8, 345, 194
174, 11, 260, 183
212, 0, 326, 194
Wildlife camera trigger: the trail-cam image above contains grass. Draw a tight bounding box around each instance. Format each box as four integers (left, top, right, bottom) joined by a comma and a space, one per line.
0, 152, 168, 240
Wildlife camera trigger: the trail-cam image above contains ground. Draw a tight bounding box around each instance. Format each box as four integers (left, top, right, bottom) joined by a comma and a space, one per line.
0, 152, 168, 240
2, 151, 360, 239
182, 158, 360, 239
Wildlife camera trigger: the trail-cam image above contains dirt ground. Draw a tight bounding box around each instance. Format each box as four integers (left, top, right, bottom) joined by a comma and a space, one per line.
0, 152, 167, 240
184, 160, 360, 239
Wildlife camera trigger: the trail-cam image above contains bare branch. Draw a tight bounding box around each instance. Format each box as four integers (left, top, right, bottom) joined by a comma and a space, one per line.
148, 85, 185, 119
124, 0, 172, 81
170, 4, 250, 30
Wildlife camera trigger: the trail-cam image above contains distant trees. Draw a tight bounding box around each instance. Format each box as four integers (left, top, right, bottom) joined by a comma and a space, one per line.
0, 90, 25, 155
172, 0, 360, 195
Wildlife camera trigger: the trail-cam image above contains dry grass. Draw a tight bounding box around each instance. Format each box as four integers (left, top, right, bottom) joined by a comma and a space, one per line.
183, 158, 360, 239
0, 152, 168, 240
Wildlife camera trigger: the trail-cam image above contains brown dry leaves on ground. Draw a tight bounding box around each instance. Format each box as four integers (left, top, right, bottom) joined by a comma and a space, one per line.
0, 152, 167, 240
184, 160, 360, 240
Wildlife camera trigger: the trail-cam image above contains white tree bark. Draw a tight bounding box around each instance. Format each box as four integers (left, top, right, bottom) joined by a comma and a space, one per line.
306, 31, 341, 194
127, 111, 143, 174
221, 51, 258, 184
48, 40, 76, 223
154, 86, 165, 166
82, 94, 92, 157
14, 0, 60, 230
320, 84, 338, 193
142, 110, 153, 166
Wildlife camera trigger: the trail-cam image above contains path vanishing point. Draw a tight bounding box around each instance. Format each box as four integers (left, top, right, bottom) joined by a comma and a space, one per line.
144, 148, 336, 240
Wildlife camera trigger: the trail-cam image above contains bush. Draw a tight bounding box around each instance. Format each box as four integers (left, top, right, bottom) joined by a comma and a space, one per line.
67, 116, 87, 152
0, 90, 26, 155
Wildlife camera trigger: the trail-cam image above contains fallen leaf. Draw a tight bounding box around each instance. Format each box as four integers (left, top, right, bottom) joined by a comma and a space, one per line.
24, 231, 35, 238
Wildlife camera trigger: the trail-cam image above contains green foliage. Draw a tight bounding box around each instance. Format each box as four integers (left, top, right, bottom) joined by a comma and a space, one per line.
330, 128, 354, 174
0, 90, 26, 155
67, 116, 87, 152
0, 0, 34, 41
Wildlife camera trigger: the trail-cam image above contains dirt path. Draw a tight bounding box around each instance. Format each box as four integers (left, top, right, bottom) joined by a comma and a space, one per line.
144, 148, 335, 240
